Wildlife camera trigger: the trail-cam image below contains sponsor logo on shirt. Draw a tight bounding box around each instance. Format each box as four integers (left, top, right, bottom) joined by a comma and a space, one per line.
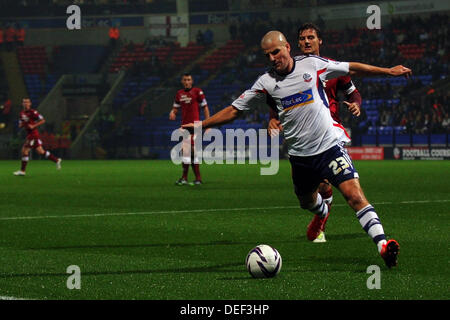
180, 95, 192, 104
303, 73, 312, 82
280, 89, 314, 111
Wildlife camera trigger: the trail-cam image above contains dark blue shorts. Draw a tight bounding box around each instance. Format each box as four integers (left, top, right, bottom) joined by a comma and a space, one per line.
289, 144, 359, 196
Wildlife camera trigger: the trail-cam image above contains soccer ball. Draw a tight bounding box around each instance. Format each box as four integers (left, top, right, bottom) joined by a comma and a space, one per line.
246, 244, 282, 278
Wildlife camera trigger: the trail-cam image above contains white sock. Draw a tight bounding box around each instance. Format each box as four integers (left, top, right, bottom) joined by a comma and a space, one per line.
308, 193, 328, 218
377, 239, 387, 253
356, 204, 386, 249
323, 195, 333, 205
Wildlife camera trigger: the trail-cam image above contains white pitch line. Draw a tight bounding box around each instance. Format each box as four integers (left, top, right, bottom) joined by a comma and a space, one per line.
0, 200, 448, 222
0, 296, 27, 300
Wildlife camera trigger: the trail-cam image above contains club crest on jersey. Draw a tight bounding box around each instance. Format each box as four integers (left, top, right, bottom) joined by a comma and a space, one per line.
303, 73, 312, 82
280, 89, 314, 111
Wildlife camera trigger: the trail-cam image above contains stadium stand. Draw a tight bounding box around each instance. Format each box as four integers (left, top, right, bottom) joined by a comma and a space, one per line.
0, 2, 447, 159
51, 45, 108, 74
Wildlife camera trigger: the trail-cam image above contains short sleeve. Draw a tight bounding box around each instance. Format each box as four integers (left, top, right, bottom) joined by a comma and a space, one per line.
311, 56, 349, 81
231, 77, 267, 111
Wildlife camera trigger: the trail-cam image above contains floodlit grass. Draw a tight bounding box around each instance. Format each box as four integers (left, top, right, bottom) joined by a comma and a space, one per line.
0, 159, 448, 300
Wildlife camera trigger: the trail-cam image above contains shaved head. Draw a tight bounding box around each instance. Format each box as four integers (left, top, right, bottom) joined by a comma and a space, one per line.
261, 31, 288, 48
260, 30, 293, 75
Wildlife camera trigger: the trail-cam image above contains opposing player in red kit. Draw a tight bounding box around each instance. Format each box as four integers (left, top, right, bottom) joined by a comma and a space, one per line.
268, 23, 362, 242
13, 98, 61, 176
169, 73, 210, 185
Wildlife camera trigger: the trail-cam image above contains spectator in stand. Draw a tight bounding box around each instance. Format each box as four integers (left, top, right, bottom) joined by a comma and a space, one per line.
0, 99, 11, 126
203, 28, 214, 46
196, 30, 204, 45
0, 26, 4, 51
15, 24, 25, 47
0, 97, 11, 128
5, 23, 15, 51
442, 112, 450, 131
229, 23, 237, 40
109, 24, 120, 49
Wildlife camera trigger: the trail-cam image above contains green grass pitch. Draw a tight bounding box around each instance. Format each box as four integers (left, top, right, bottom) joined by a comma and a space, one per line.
0, 159, 448, 300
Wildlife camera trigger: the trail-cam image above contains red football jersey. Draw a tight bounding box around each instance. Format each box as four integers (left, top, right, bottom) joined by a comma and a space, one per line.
323, 75, 356, 124
173, 87, 207, 125
19, 108, 43, 140
321, 56, 358, 123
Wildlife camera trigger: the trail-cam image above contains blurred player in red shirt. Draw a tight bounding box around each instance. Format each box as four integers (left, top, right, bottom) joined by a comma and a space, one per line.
13, 98, 61, 176
268, 23, 362, 242
169, 73, 210, 185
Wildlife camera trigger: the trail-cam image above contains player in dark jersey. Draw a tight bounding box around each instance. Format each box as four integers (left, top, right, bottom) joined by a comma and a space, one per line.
169, 73, 210, 185
268, 23, 362, 242
13, 98, 61, 176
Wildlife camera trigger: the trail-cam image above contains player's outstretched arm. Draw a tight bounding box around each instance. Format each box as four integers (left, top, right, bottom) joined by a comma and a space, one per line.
29, 119, 45, 130
182, 105, 241, 130
349, 62, 412, 78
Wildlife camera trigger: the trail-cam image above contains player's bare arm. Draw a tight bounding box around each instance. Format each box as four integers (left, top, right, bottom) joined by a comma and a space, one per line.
203, 105, 210, 120
182, 105, 241, 130
349, 62, 412, 78
169, 107, 178, 120
343, 89, 362, 117
343, 101, 361, 117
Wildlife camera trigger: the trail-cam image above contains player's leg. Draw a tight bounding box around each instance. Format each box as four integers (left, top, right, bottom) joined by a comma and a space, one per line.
325, 144, 399, 268
35, 145, 61, 169
190, 134, 202, 185
289, 156, 329, 241
308, 180, 333, 242
337, 179, 399, 267
176, 133, 190, 185
13, 144, 30, 175
318, 180, 333, 205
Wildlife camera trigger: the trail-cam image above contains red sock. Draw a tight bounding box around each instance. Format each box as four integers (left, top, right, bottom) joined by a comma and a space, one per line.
182, 163, 189, 180
319, 186, 333, 200
45, 151, 58, 162
191, 163, 201, 181
21, 156, 29, 171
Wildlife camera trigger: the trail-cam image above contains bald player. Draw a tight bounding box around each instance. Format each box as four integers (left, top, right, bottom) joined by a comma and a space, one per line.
268, 23, 363, 243
183, 31, 411, 268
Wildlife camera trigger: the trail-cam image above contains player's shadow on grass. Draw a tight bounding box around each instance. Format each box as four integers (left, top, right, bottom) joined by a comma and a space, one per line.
325, 233, 367, 241
0, 262, 244, 279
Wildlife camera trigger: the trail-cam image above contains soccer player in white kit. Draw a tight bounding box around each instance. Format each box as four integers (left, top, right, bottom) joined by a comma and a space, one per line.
183, 31, 411, 268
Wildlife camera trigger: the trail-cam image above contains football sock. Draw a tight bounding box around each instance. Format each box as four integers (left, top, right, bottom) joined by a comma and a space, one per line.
182, 163, 189, 180
45, 151, 58, 162
319, 187, 333, 205
308, 193, 328, 218
356, 204, 387, 252
21, 156, 29, 172
192, 163, 201, 181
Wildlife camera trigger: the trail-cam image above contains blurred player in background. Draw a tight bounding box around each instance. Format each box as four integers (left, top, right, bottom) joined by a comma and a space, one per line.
13, 98, 61, 176
183, 31, 411, 268
169, 73, 210, 186
268, 23, 363, 243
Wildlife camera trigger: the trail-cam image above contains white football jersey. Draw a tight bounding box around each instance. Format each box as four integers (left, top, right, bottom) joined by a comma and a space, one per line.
232, 55, 350, 156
